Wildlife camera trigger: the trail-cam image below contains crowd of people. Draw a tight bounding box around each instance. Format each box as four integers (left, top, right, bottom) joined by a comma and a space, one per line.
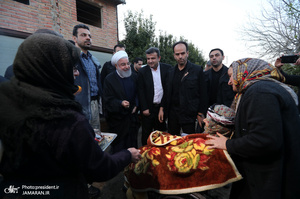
0, 24, 300, 199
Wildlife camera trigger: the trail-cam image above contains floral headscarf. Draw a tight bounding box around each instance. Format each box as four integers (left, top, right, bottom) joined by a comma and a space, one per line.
230, 58, 298, 110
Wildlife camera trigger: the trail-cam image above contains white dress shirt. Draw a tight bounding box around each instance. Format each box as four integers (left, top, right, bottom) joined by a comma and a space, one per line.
151, 63, 163, 104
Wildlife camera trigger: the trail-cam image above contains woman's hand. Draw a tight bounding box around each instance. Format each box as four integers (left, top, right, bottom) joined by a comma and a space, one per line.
127, 148, 141, 163
205, 133, 228, 150
121, 100, 130, 108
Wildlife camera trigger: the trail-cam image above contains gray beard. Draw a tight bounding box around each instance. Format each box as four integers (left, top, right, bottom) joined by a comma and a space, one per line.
117, 67, 132, 78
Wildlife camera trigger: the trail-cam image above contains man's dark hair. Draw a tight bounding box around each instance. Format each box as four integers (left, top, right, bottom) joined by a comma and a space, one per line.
113, 44, 126, 52
145, 47, 160, 57
34, 29, 63, 38
68, 40, 75, 45
172, 41, 189, 52
133, 57, 143, 64
73, 24, 90, 37
209, 48, 224, 56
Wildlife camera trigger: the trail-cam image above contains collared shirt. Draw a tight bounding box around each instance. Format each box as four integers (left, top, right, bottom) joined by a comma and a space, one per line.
80, 51, 99, 97
151, 63, 163, 104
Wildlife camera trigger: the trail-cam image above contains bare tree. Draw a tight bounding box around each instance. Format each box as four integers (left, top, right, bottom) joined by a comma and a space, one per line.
241, 0, 300, 60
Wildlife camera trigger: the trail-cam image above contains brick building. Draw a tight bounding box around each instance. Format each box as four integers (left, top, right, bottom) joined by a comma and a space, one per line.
0, 0, 126, 75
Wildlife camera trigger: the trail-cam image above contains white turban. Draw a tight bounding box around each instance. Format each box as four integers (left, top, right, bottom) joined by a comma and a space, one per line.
111, 50, 128, 66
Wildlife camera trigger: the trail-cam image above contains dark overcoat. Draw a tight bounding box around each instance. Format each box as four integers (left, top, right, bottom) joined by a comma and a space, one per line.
227, 80, 300, 199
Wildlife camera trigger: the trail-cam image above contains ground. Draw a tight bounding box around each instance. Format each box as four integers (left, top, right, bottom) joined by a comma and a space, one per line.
91, 120, 142, 199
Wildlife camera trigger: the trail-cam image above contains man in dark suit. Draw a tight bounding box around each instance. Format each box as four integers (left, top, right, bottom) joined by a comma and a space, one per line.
138, 47, 172, 145
103, 50, 139, 152
162, 41, 208, 136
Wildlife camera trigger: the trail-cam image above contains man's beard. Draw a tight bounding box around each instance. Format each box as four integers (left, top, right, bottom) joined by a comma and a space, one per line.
78, 42, 91, 50
212, 60, 222, 68
117, 67, 132, 78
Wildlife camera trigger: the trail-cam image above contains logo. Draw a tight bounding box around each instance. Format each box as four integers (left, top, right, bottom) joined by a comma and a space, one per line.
4, 185, 20, 194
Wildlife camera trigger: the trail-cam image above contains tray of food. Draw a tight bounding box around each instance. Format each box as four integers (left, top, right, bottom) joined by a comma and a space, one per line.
94, 130, 117, 151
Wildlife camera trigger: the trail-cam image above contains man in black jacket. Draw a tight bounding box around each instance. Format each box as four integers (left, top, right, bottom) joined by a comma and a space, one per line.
162, 41, 208, 136
103, 50, 139, 152
138, 47, 172, 145
205, 48, 235, 107
131, 57, 143, 75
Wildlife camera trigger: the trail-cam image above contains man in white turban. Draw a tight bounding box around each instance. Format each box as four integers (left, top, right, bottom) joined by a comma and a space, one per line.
111, 51, 132, 78
103, 50, 139, 153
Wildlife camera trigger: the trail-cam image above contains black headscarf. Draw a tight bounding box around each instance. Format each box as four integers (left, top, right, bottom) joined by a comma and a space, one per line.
0, 33, 82, 168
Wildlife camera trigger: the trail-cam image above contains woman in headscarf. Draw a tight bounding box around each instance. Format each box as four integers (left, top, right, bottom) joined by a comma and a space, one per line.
0, 33, 140, 198
206, 58, 300, 199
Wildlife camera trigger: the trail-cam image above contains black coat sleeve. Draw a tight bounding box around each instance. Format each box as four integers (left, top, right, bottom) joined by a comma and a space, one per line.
226, 92, 283, 158
55, 115, 131, 183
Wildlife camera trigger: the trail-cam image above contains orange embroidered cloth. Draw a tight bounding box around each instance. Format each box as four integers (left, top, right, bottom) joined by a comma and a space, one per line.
124, 131, 242, 195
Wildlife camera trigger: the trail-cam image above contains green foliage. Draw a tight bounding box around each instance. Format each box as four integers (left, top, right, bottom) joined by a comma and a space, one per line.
122, 10, 156, 62
282, 0, 300, 50
281, 63, 300, 92
282, 64, 300, 76
155, 32, 177, 65
121, 10, 206, 67
186, 41, 206, 66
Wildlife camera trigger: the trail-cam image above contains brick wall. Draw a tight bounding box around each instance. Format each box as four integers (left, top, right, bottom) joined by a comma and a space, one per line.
0, 0, 120, 51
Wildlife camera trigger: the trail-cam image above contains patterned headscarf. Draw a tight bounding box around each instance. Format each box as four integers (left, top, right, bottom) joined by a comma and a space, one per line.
204, 104, 235, 137
230, 58, 298, 110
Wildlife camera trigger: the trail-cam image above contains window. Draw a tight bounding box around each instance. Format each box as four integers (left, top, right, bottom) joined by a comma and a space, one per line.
13, 0, 29, 5
76, 0, 102, 28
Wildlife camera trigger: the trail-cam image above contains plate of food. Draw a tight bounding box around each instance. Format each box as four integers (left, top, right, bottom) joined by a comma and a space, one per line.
94, 130, 117, 151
